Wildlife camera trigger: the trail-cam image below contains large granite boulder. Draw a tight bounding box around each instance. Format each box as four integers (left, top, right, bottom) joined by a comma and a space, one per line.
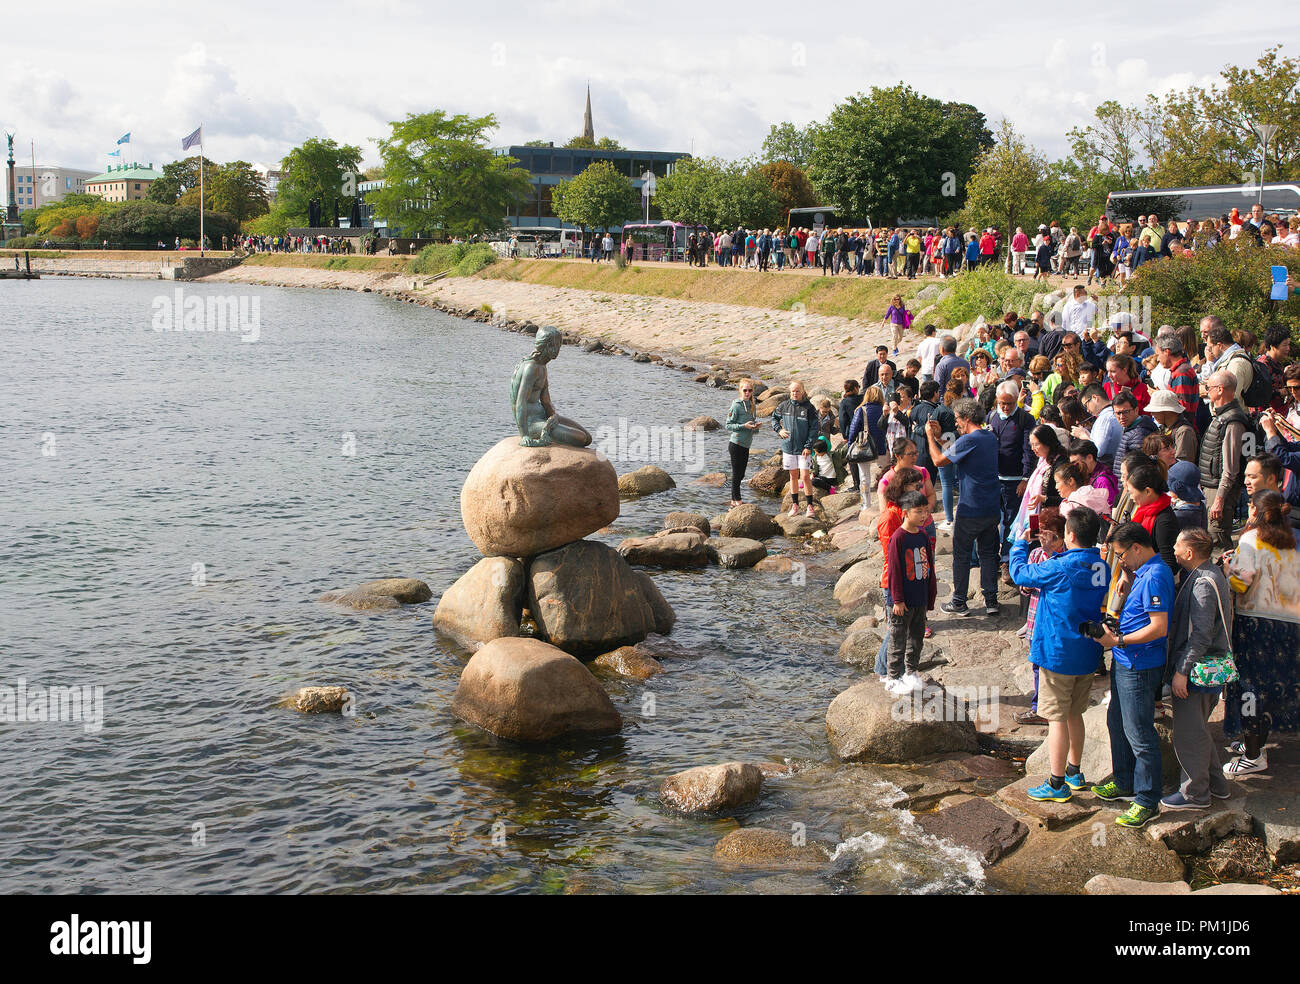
664, 511, 711, 536
990, 818, 1185, 895
355, 578, 432, 603
432, 556, 525, 650
825, 680, 979, 763
659, 762, 763, 814
747, 465, 789, 495
451, 637, 622, 742
617, 530, 710, 569
528, 540, 661, 658
461, 437, 619, 558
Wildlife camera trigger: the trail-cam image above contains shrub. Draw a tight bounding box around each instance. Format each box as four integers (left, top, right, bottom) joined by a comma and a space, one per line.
1125, 239, 1300, 343
932, 264, 1043, 327
411, 242, 497, 277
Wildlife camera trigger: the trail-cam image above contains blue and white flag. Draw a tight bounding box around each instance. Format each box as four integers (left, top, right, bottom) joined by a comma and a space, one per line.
107, 148, 121, 157
181, 126, 202, 151
117, 132, 131, 145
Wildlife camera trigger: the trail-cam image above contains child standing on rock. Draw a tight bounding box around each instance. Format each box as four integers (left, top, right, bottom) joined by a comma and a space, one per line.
885, 490, 937, 693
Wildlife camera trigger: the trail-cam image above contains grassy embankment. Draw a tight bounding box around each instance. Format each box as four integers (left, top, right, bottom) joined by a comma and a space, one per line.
241, 253, 416, 272
478, 258, 918, 322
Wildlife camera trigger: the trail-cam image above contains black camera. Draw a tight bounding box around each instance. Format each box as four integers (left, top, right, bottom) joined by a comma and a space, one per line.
1078, 616, 1118, 639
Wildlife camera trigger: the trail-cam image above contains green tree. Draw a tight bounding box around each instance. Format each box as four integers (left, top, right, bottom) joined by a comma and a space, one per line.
808, 85, 992, 223
652, 157, 782, 229
1066, 100, 1152, 189
551, 160, 641, 233
563, 136, 625, 150
276, 137, 364, 227
208, 161, 270, 223
370, 111, 532, 238
1145, 45, 1300, 187
146, 156, 219, 205
960, 120, 1048, 262
760, 122, 819, 168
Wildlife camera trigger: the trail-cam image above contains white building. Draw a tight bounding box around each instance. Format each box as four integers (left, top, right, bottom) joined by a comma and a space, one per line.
10, 166, 98, 210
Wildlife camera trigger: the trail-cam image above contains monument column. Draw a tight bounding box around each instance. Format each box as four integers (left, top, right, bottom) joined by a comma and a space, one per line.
5, 133, 17, 222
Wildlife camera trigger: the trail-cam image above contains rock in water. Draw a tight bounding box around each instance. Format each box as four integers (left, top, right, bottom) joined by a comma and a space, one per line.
461, 437, 619, 558
451, 637, 622, 742
634, 572, 675, 635
720, 503, 778, 539
660, 762, 764, 814
747, 465, 788, 495
707, 537, 767, 569
617, 465, 676, 497
684, 416, 721, 431
712, 829, 828, 870
617, 530, 710, 568
433, 557, 525, 650
318, 590, 402, 611
528, 540, 658, 658
664, 511, 711, 536
355, 578, 432, 604
591, 646, 664, 680
825, 680, 979, 763
292, 686, 350, 713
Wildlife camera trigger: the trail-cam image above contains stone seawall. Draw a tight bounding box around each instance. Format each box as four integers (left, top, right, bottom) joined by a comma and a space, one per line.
24, 256, 242, 280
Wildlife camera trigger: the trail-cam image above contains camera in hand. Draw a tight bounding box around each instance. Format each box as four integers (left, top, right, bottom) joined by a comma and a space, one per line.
1078, 616, 1118, 639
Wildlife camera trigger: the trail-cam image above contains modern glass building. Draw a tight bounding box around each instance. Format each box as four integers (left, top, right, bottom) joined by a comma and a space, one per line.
493, 145, 690, 230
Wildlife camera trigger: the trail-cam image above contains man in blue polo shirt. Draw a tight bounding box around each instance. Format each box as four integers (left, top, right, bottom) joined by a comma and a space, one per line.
1095, 522, 1175, 828
926, 398, 1001, 616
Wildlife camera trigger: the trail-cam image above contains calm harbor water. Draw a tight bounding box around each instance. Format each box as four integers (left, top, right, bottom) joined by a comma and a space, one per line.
1, 277, 984, 894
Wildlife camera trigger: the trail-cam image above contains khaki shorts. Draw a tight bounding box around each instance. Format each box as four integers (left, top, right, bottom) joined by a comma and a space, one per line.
1038, 668, 1095, 721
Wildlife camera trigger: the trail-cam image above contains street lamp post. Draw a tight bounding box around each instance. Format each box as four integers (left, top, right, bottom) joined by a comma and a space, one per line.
1252, 123, 1278, 207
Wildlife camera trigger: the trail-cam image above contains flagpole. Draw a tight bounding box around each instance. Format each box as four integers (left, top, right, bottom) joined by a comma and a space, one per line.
199, 124, 205, 257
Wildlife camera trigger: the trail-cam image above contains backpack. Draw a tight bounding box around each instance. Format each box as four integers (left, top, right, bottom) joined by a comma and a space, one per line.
1228, 350, 1273, 410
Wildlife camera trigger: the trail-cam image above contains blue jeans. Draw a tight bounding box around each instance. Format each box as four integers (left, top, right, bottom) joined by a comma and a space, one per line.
938, 464, 956, 523
875, 587, 891, 675
951, 512, 1000, 608
999, 479, 1021, 561
1108, 662, 1165, 809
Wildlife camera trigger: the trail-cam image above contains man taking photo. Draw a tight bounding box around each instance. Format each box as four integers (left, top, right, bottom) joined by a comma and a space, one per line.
1094, 522, 1176, 828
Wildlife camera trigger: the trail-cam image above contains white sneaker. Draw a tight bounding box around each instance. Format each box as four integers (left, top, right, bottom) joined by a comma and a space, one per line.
902, 672, 925, 691
937, 520, 954, 533
805, 504, 816, 518
1224, 753, 1267, 778
884, 677, 910, 695
788, 504, 800, 518
879, 675, 891, 686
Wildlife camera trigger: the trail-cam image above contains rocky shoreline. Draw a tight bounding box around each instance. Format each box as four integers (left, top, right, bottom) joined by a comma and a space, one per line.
176, 263, 1296, 892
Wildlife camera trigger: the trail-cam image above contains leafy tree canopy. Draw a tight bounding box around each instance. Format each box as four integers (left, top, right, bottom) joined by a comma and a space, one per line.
551, 159, 641, 232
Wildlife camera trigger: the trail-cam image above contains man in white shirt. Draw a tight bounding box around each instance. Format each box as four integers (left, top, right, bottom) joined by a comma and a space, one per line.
1060, 285, 1097, 337
917, 324, 941, 382
601, 234, 614, 261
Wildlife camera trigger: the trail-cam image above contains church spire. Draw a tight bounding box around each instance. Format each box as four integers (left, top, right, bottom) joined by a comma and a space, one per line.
582, 84, 594, 143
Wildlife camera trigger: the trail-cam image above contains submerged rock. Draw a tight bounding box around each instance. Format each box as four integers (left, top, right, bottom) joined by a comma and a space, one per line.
292, 686, 350, 714
660, 762, 763, 814
664, 511, 711, 536
451, 637, 622, 742
355, 577, 432, 604
591, 646, 664, 680
712, 828, 829, 870
318, 589, 401, 612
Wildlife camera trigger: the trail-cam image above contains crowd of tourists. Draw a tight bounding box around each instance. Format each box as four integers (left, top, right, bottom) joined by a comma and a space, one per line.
239, 234, 358, 254
725, 297, 1300, 829
588, 203, 1300, 278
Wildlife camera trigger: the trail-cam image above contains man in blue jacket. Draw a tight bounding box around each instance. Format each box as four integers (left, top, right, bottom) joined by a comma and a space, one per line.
1009, 506, 1109, 803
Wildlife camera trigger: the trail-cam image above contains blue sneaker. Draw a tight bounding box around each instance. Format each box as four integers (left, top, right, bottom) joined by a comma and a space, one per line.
1063, 772, 1088, 791
1160, 791, 1210, 811
1026, 780, 1072, 803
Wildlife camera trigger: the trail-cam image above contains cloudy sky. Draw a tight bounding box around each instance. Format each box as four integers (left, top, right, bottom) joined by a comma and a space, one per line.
4, 0, 1294, 176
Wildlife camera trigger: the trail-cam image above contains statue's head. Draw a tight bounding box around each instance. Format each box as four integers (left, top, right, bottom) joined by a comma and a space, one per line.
533, 325, 562, 360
